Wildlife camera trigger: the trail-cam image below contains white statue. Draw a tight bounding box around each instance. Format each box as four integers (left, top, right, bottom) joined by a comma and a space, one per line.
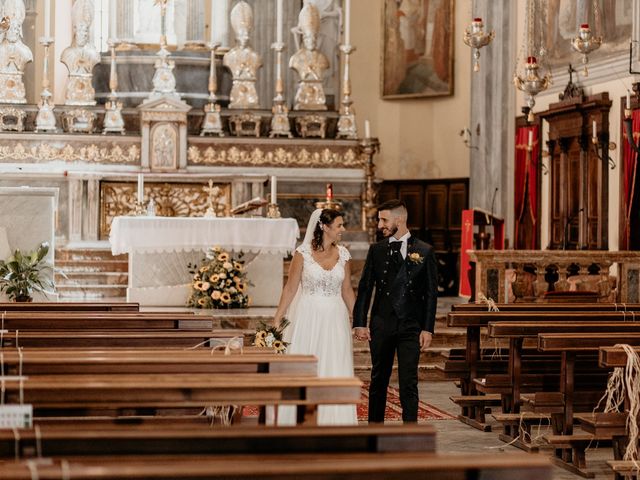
290, 4, 329, 111
0, 0, 32, 104
61, 0, 100, 106
223, 1, 262, 109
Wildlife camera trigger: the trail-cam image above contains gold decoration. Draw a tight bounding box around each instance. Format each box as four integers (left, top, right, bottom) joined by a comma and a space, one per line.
187, 145, 363, 168
100, 181, 231, 239
0, 141, 140, 164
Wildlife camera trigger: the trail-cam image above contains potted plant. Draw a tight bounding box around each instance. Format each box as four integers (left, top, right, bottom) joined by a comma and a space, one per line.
0, 242, 53, 302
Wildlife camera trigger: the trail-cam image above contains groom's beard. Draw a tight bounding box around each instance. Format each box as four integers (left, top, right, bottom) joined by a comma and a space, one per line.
381, 225, 398, 238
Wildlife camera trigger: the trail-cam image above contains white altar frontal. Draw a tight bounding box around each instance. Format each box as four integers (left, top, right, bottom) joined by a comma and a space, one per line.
110, 216, 299, 307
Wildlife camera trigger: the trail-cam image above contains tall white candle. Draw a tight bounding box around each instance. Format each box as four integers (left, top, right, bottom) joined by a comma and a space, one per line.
210, 0, 216, 43
344, 0, 351, 45
628, 92, 632, 110
528, 130, 533, 147
276, 0, 283, 44
270, 176, 277, 204
109, 0, 117, 39
137, 174, 144, 203
592, 120, 597, 140
364, 120, 371, 139
44, 0, 51, 38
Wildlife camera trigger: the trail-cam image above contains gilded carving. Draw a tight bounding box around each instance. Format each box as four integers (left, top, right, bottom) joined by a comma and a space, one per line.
100, 181, 231, 238
187, 145, 363, 168
0, 141, 140, 164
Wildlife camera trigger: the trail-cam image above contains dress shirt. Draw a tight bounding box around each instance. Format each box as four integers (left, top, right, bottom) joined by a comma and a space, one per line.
389, 232, 411, 259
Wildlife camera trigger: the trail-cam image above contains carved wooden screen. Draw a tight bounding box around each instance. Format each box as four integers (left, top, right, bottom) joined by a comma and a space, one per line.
540, 92, 611, 250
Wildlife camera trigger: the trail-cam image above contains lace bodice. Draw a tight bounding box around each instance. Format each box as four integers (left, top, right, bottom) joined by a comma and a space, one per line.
297, 244, 350, 297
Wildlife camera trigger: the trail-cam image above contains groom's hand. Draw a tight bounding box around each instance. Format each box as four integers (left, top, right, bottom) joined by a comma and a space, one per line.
419, 331, 433, 351
353, 327, 371, 341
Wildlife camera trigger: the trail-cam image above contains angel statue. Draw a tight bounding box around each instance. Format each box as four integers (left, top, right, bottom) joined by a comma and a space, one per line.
223, 1, 262, 109
0, 0, 32, 104
60, 0, 101, 105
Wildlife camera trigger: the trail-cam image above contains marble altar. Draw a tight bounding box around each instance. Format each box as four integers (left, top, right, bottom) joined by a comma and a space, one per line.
109, 216, 299, 307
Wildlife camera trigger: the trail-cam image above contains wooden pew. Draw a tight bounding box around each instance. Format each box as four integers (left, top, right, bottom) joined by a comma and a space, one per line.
0, 302, 139, 312
536, 333, 640, 477
0, 424, 436, 458
0, 350, 316, 376
0, 330, 245, 348
3, 373, 361, 425
0, 312, 210, 330
445, 310, 640, 431
0, 453, 552, 480
453, 303, 640, 312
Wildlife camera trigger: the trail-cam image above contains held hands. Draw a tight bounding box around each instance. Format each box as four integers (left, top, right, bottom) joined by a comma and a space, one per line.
352, 327, 370, 342
419, 331, 433, 351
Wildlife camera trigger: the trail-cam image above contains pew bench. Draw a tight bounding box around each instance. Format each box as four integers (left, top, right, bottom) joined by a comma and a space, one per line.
0, 302, 140, 312
0, 452, 553, 480
3, 373, 362, 425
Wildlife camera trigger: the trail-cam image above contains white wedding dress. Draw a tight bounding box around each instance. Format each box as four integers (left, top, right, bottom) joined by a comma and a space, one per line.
276, 243, 358, 426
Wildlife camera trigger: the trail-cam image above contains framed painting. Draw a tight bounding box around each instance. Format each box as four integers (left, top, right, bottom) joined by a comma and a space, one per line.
543, 0, 632, 71
381, 0, 454, 99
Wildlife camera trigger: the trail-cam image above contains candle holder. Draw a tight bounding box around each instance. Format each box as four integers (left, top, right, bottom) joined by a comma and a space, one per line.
314, 199, 342, 211
591, 136, 617, 169
337, 44, 357, 139
266, 203, 281, 218
133, 200, 147, 216
570, 23, 602, 77
463, 18, 494, 72
269, 41, 292, 138
200, 43, 224, 137
35, 37, 57, 133
103, 39, 125, 135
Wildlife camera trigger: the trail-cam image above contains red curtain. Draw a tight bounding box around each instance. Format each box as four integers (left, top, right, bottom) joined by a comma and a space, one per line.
622, 110, 640, 249
514, 125, 540, 249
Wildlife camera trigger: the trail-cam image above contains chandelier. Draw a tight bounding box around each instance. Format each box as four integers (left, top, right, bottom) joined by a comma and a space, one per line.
463, 18, 494, 72
513, 0, 551, 122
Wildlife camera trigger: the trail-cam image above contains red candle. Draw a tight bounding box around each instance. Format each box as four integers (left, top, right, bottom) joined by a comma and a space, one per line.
527, 56, 537, 64
473, 17, 482, 22
581, 23, 590, 29
326, 183, 334, 201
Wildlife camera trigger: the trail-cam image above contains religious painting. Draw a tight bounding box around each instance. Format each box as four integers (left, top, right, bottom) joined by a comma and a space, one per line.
381, 0, 454, 99
150, 123, 178, 171
543, 0, 632, 71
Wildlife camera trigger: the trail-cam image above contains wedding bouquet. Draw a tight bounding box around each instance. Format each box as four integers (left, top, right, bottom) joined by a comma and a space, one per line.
186, 246, 251, 309
253, 318, 290, 353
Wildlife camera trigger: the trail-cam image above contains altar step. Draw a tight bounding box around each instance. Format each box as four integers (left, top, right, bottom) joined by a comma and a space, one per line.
55, 247, 129, 300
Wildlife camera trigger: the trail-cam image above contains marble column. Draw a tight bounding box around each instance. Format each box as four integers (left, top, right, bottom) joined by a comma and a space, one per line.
469, 0, 517, 244
185, 0, 205, 43
68, 178, 84, 243
86, 177, 100, 241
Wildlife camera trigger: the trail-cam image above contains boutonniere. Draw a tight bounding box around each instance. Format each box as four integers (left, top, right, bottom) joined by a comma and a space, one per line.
408, 252, 424, 264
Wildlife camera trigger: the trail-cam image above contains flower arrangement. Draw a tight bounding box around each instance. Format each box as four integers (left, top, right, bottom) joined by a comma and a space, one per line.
252, 318, 290, 353
187, 246, 250, 309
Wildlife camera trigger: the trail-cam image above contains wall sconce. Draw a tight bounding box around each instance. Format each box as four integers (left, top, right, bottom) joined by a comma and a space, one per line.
459, 127, 478, 150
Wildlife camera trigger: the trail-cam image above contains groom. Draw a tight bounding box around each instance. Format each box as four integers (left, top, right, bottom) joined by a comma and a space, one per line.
353, 199, 438, 423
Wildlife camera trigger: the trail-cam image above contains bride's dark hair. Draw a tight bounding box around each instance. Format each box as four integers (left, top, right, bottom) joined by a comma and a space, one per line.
312, 209, 344, 251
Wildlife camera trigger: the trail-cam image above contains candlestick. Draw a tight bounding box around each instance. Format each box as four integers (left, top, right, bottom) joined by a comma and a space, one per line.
270, 176, 277, 204
528, 130, 533, 148
35, 37, 57, 133
137, 174, 144, 203
592, 120, 597, 141
276, 0, 283, 44
344, 0, 351, 46
365, 120, 371, 139
44, 0, 51, 38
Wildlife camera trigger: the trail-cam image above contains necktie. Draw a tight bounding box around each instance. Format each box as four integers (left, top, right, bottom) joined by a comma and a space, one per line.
389, 241, 402, 263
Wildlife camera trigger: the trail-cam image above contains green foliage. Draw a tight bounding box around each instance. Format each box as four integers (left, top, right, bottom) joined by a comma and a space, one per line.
0, 242, 53, 301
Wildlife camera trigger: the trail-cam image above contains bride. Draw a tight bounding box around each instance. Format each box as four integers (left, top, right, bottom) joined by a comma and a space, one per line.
272, 208, 358, 425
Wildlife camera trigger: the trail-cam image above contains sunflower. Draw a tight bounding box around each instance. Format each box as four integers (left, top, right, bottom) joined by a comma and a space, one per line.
220, 292, 232, 304
255, 331, 267, 340
211, 274, 220, 283
217, 252, 230, 262
211, 290, 221, 300
237, 282, 247, 293
199, 266, 209, 273
254, 338, 266, 347
197, 298, 207, 306
194, 281, 205, 291
234, 262, 243, 271
273, 340, 286, 353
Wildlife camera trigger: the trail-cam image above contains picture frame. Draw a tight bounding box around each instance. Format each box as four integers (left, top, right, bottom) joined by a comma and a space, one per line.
381, 0, 455, 100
